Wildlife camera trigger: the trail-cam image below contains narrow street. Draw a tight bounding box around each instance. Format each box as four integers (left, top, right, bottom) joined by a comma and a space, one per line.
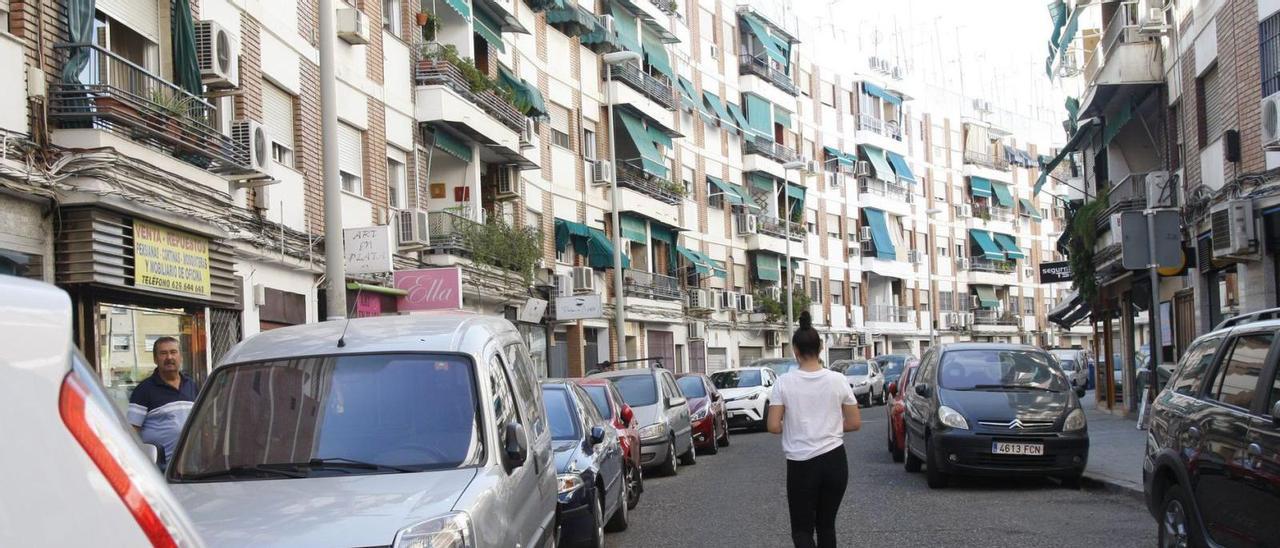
614, 405, 1155, 547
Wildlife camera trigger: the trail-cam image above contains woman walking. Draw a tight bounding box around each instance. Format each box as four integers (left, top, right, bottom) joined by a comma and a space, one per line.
767, 311, 862, 548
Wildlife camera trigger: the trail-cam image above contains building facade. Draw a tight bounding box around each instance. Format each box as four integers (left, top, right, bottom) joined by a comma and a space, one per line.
0, 0, 1076, 402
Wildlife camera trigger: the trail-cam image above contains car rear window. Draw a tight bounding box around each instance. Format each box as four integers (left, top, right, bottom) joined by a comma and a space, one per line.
1209, 333, 1272, 408
612, 374, 659, 407
543, 387, 580, 441
677, 376, 707, 398
1171, 336, 1224, 396
844, 363, 869, 376
581, 385, 612, 419
711, 369, 762, 388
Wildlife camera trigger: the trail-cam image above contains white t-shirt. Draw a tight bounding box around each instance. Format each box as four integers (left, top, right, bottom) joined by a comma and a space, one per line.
769, 368, 857, 461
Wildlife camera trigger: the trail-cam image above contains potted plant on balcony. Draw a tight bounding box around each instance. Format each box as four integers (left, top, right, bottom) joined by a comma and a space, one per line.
143, 90, 193, 142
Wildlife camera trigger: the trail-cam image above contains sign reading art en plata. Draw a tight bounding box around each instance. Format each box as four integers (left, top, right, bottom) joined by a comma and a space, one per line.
133, 220, 211, 297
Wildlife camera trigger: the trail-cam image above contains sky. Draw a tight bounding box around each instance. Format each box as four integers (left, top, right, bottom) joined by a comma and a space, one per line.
788, 0, 1073, 145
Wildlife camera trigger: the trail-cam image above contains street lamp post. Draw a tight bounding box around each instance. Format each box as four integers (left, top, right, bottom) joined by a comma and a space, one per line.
603, 51, 643, 363
924, 208, 942, 348
781, 160, 806, 330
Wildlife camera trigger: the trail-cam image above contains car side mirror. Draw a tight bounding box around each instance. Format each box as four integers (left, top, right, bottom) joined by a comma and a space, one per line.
621, 405, 634, 425
668, 396, 686, 408
887, 382, 898, 397
914, 384, 931, 397
144, 443, 165, 468
504, 422, 528, 468
589, 425, 606, 446
712, 392, 723, 402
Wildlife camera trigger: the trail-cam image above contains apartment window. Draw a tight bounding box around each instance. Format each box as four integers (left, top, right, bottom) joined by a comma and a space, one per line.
937, 236, 949, 257
382, 0, 401, 33
849, 283, 862, 306
387, 148, 407, 209
820, 82, 836, 107
549, 104, 571, 150
1196, 63, 1224, 148
1263, 13, 1280, 97
809, 278, 822, 301
955, 243, 965, 258
581, 123, 597, 161
827, 214, 841, 239
263, 83, 296, 167
338, 122, 364, 195
799, 69, 812, 96
806, 210, 818, 234
830, 282, 843, 306
111, 335, 130, 351
919, 290, 930, 313
707, 179, 724, 208
1023, 296, 1035, 315
939, 291, 954, 312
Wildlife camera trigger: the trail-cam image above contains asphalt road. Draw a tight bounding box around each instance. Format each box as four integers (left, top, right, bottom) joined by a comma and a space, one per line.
610, 404, 1156, 547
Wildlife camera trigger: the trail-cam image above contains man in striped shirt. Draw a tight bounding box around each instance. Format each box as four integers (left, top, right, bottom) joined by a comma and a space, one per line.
127, 337, 197, 466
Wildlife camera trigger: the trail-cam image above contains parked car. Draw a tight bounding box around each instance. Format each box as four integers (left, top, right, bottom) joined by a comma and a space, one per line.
873, 354, 917, 388
750, 357, 800, 377
1143, 318, 1280, 547
167, 313, 557, 548
0, 276, 206, 547
573, 378, 643, 510
676, 373, 730, 453
541, 380, 629, 546
1048, 348, 1089, 397
591, 367, 696, 476
833, 359, 886, 406
710, 367, 778, 431
902, 343, 1089, 489
886, 360, 922, 463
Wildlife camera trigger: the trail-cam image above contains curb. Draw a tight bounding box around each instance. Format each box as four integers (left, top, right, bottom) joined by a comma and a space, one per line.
1081, 473, 1144, 502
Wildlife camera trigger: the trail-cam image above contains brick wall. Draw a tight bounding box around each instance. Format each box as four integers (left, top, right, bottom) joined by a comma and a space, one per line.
235, 14, 264, 121
365, 97, 388, 221
359, 0, 384, 84
298, 60, 324, 232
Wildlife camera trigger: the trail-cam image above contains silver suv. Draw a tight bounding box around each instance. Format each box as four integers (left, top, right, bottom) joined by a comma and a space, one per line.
167, 313, 557, 548
591, 367, 695, 476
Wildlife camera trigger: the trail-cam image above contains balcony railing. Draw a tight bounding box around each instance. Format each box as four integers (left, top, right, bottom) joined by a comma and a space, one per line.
1085, 1, 1149, 84
415, 57, 526, 133
857, 114, 903, 141
868, 304, 911, 323
969, 257, 1016, 274
610, 61, 677, 111
743, 134, 799, 164
963, 149, 1008, 171
858, 178, 909, 200
738, 54, 799, 96
1104, 171, 1174, 218
616, 161, 683, 205
974, 204, 1015, 222
625, 270, 682, 301
758, 215, 805, 241
49, 44, 253, 176
428, 210, 479, 253
972, 308, 1019, 326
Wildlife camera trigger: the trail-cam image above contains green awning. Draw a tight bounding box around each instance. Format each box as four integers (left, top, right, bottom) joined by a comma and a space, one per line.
744, 93, 773, 136
677, 246, 724, 277
1034, 121, 1093, 195
755, 252, 781, 282
620, 214, 647, 242
993, 233, 1025, 260
975, 285, 1000, 308
749, 172, 774, 192
991, 181, 1015, 207
580, 10, 620, 47
497, 66, 547, 118
862, 82, 902, 106
726, 102, 750, 134
886, 151, 915, 183
547, 4, 596, 36
641, 28, 673, 79
969, 229, 1005, 261
859, 145, 895, 183
708, 175, 755, 208
677, 77, 698, 111
555, 218, 591, 254
172, 0, 203, 97
824, 146, 855, 167
773, 107, 792, 129
647, 124, 673, 149
609, 2, 641, 53
863, 208, 896, 260
443, 0, 472, 21
431, 129, 473, 161
969, 176, 993, 198
615, 110, 668, 178
588, 228, 629, 269
474, 9, 505, 52
703, 91, 732, 124
1056, 8, 1081, 67
786, 184, 806, 218
650, 223, 676, 245
741, 13, 786, 65
1019, 198, 1043, 220
1102, 98, 1135, 149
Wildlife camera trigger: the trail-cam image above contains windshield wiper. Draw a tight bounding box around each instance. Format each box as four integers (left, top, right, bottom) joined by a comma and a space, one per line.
293, 457, 417, 473
177, 465, 308, 481
969, 384, 1060, 392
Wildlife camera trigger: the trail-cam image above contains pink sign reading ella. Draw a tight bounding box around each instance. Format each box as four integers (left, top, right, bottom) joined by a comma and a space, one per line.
394, 267, 463, 311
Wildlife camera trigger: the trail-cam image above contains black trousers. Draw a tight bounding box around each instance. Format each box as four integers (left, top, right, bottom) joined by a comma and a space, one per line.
785, 445, 848, 548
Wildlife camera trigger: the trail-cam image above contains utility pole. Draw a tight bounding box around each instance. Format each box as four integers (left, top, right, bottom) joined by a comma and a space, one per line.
320, 0, 346, 320
602, 51, 642, 362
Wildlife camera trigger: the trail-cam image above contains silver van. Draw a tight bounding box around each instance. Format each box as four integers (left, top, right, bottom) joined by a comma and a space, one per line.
167, 313, 557, 548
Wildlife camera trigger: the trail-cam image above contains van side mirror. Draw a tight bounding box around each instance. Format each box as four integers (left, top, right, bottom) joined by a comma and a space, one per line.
621, 405, 634, 425
504, 422, 528, 468
914, 384, 931, 397
589, 425, 606, 446
887, 382, 898, 397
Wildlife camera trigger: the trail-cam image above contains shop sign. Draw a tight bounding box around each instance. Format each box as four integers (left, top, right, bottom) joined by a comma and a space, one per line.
555, 294, 603, 320
395, 267, 463, 311
133, 220, 211, 297
1039, 261, 1073, 284
344, 226, 394, 274
518, 298, 548, 323
355, 292, 383, 317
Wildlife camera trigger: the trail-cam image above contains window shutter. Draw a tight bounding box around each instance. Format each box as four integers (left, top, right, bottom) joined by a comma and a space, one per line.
338, 123, 363, 177
263, 84, 295, 152
97, 0, 160, 43
549, 103, 570, 134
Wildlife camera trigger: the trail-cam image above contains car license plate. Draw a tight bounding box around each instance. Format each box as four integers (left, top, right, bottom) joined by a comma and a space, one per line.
991, 442, 1044, 456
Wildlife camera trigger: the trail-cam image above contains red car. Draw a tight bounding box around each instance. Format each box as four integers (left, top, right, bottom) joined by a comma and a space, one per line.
574, 378, 644, 509
886, 361, 920, 463
676, 373, 730, 454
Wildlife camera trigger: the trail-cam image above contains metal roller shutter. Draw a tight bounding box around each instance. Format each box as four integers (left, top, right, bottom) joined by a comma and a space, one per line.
263, 84, 295, 153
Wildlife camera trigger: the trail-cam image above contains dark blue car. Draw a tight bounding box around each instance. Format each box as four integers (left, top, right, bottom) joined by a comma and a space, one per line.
542, 380, 629, 546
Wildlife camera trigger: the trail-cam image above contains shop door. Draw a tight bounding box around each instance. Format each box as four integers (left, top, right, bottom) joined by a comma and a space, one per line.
739, 346, 763, 367
1174, 290, 1196, 360
689, 340, 706, 374
706, 348, 728, 373
549, 332, 569, 378
97, 303, 207, 413
647, 330, 676, 370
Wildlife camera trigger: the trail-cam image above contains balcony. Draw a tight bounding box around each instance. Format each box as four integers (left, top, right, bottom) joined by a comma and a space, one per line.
1083, 1, 1163, 90
867, 304, 911, 323
611, 62, 677, 111
758, 215, 805, 241
857, 114, 903, 141
1102, 171, 1174, 220
415, 57, 525, 133
973, 204, 1015, 223
963, 149, 1007, 171
739, 55, 798, 96
49, 44, 253, 176
969, 257, 1016, 274
428, 210, 479, 254
858, 178, 909, 200
743, 134, 799, 164
617, 161, 684, 205
625, 270, 682, 301
972, 308, 1019, 326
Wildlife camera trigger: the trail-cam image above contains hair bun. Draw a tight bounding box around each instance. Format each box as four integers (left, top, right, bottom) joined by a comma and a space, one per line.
798, 310, 813, 330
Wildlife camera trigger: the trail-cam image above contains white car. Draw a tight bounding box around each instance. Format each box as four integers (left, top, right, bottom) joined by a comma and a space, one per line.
833, 360, 885, 406
710, 367, 778, 430
0, 276, 205, 547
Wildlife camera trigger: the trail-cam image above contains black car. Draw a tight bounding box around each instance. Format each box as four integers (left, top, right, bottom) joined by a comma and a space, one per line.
874, 354, 917, 388
542, 381, 629, 546
901, 343, 1089, 489
1143, 318, 1280, 548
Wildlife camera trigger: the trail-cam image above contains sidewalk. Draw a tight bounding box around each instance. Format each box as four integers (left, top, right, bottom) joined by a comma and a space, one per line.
1081, 391, 1146, 496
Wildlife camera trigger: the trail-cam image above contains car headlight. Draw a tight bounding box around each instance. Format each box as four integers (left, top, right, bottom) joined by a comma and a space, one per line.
937, 405, 969, 430
638, 423, 667, 440
691, 406, 709, 421
394, 512, 473, 548
857, 381, 868, 387
557, 474, 585, 495
1063, 408, 1087, 432
747, 392, 760, 400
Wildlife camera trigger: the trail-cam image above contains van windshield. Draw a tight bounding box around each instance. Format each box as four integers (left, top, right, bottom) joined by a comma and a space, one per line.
170, 353, 482, 481
939, 350, 1067, 392
611, 374, 659, 407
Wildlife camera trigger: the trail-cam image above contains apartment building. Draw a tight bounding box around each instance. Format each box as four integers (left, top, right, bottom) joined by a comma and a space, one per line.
0, 0, 1072, 397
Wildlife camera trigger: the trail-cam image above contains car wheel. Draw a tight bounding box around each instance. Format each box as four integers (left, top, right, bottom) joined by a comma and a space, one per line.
1159, 485, 1202, 548
717, 419, 731, 447
703, 431, 719, 455
679, 433, 698, 465
889, 426, 904, 463
876, 389, 885, 406
625, 465, 643, 510
924, 435, 949, 489
605, 479, 629, 532
587, 489, 605, 548
657, 438, 678, 477
904, 434, 923, 473
756, 401, 770, 431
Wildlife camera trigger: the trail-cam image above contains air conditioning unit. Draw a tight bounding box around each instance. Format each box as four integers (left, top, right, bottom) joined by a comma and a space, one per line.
860, 226, 873, 242
903, 192, 915, 205
194, 20, 237, 88
572, 266, 597, 293
803, 160, 819, 174
970, 295, 981, 309
396, 208, 430, 248
1138, 7, 1169, 35
252, 184, 270, 210
709, 43, 720, 60
891, 66, 905, 80
829, 173, 842, 189
737, 214, 759, 235
592, 160, 613, 185
765, 286, 783, 302
740, 294, 754, 312
491, 167, 517, 199
520, 119, 536, 146
907, 249, 923, 264
972, 99, 992, 113
600, 15, 614, 33
232, 120, 273, 177
337, 8, 371, 45
688, 321, 706, 340
947, 312, 961, 328
764, 330, 780, 347
854, 161, 872, 178
1261, 93, 1280, 150
688, 288, 711, 309
555, 274, 574, 297
709, 289, 723, 310
965, 312, 975, 326
720, 291, 738, 310
956, 204, 973, 218
1011, 217, 1021, 229
1210, 199, 1257, 260
1024, 267, 1035, 279
956, 257, 972, 270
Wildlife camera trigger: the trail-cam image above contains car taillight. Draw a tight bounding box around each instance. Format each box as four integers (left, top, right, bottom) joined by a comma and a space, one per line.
59, 372, 179, 548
